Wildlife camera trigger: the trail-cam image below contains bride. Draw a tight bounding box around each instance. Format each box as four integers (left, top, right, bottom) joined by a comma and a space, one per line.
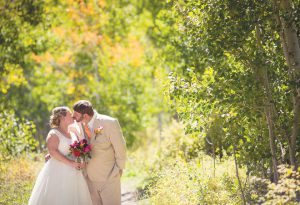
28, 106, 93, 205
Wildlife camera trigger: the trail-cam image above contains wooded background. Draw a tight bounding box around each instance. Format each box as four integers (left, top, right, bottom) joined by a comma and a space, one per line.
0, 0, 299, 204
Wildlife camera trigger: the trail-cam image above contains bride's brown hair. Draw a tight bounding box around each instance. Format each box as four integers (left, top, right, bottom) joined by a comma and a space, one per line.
49, 106, 70, 128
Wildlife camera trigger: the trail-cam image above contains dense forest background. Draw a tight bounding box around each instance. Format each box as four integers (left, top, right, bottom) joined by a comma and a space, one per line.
0, 0, 300, 204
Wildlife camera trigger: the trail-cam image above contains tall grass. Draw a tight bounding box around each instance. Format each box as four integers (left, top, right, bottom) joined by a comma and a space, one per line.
126, 120, 247, 204
0, 154, 43, 205
147, 155, 245, 205
128, 120, 300, 204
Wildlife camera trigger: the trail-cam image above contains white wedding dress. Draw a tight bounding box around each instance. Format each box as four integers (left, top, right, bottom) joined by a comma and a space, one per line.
28, 129, 93, 205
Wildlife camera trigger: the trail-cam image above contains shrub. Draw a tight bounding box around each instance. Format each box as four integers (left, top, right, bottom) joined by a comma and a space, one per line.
148, 156, 245, 205
158, 120, 201, 160
249, 165, 300, 204
0, 110, 39, 160
263, 165, 300, 204
132, 120, 247, 204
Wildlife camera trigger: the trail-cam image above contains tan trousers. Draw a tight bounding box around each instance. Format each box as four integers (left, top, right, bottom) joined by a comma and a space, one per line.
87, 175, 121, 205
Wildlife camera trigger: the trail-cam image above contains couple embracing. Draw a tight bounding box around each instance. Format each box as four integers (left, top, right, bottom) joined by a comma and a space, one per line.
28, 100, 127, 205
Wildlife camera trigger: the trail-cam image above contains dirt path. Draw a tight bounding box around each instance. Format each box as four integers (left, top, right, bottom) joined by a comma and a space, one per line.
121, 178, 139, 205
121, 177, 150, 205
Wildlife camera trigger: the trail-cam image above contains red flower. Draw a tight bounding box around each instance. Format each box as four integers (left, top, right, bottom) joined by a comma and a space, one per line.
69, 139, 92, 163
72, 149, 81, 157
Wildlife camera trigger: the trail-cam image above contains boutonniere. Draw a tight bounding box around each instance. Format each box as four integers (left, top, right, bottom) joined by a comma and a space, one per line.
94, 126, 103, 135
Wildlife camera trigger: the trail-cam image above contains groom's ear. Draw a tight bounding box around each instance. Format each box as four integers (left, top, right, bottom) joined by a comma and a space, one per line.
83, 113, 90, 120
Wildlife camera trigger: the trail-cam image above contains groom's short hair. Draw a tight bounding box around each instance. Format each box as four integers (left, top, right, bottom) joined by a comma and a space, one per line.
73, 100, 94, 116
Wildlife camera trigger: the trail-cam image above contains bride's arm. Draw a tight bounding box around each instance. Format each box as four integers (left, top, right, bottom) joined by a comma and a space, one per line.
47, 134, 81, 169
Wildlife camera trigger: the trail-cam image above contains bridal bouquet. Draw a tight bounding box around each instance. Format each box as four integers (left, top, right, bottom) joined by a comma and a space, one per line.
69, 139, 92, 163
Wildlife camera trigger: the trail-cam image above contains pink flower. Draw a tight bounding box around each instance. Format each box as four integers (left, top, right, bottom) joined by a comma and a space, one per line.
83, 145, 91, 153
69, 139, 92, 161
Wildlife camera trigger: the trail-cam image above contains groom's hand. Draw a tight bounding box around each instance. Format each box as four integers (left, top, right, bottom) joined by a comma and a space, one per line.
44, 153, 51, 162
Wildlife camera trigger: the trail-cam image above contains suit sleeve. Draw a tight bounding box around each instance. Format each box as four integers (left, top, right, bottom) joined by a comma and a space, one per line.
108, 119, 127, 169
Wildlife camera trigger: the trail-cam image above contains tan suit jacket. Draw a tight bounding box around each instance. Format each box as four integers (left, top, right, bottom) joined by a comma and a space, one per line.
87, 113, 126, 182
69, 111, 126, 205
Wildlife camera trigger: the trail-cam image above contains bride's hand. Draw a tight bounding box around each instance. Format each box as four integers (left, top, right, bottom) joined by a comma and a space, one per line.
79, 162, 86, 169
70, 161, 82, 169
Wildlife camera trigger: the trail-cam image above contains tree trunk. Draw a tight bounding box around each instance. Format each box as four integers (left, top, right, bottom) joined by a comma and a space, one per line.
233, 143, 246, 205
212, 142, 216, 178
263, 69, 279, 182
273, 0, 300, 168
255, 24, 279, 182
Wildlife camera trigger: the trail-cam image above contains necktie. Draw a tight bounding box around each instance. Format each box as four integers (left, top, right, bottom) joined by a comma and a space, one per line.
84, 124, 92, 139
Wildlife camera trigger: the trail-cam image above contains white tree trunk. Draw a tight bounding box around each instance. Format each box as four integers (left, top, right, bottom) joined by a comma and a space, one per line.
273, 0, 300, 168
279, 0, 300, 168
255, 24, 279, 182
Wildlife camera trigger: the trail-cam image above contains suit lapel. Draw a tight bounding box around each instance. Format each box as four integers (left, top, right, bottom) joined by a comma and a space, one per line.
91, 113, 104, 142
90, 113, 100, 142
90, 123, 96, 141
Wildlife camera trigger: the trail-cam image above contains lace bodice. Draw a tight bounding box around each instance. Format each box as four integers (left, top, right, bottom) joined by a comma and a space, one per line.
46, 129, 72, 156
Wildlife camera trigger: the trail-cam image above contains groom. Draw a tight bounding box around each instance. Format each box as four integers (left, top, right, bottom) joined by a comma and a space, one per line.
71, 100, 127, 205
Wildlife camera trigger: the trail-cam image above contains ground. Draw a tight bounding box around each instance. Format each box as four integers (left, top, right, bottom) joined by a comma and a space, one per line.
121, 176, 150, 205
